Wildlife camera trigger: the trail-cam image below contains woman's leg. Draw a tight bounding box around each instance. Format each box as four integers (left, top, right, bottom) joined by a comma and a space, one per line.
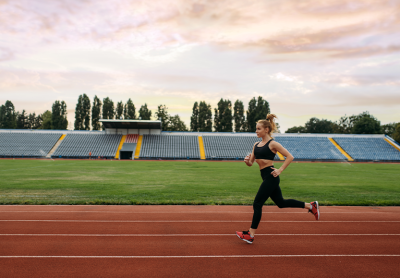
270, 185, 320, 219
249, 176, 279, 236
269, 183, 306, 209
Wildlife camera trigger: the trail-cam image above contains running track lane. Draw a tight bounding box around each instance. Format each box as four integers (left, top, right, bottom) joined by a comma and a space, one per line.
0, 205, 399, 278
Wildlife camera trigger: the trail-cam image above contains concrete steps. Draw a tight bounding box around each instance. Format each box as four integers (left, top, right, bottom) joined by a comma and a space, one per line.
46, 134, 66, 158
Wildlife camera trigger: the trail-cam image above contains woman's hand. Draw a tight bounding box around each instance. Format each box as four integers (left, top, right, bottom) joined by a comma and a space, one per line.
244, 154, 252, 166
271, 167, 282, 177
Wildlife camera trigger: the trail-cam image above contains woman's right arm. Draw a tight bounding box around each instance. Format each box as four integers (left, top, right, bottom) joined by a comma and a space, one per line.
244, 143, 257, 167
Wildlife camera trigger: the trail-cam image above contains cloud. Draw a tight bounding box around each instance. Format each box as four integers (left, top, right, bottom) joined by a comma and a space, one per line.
269, 73, 299, 82
1, 0, 400, 132
1, 0, 400, 61
0, 46, 14, 61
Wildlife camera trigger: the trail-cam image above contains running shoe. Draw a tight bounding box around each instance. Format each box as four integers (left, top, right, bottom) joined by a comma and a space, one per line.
236, 230, 254, 244
309, 201, 320, 220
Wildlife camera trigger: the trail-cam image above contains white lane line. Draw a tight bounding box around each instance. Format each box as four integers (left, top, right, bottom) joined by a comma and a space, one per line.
0, 220, 399, 223
1, 234, 399, 237
0, 211, 392, 214
0, 255, 399, 258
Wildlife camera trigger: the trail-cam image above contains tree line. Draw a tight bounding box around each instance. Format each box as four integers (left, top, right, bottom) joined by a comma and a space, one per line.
0, 95, 273, 133
0, 100, 67, 130
74, 94, 186, 131
73, 95, 272, 132
286, 112, 400, 142
74, 94, 142, 130
190, 96, 272, 132
1, 97, 399, 143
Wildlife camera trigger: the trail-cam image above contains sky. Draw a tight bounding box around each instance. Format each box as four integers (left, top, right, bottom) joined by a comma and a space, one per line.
1, 0, 399, 132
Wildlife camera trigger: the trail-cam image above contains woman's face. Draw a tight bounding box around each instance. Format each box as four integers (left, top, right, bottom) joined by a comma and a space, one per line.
256, 123, 269, 138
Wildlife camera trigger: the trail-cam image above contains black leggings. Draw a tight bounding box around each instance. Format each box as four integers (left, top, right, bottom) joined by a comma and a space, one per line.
251, 166, 305, 229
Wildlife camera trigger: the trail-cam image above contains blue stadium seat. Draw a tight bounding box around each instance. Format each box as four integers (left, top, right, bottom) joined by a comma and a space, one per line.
2, 131, 397, 162
0, 133, 62, 158
275, 136, 346, 160
202, 136, 272, 159
140, 135, 200, 159
334, 137, 400, 161
52, 134, 122, 158
202, 135, 346, 160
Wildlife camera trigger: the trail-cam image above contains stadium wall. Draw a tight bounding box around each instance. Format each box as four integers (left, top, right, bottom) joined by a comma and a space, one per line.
0, 129, 105, 134
161, 131, 386, 138
0, 129, 388, 139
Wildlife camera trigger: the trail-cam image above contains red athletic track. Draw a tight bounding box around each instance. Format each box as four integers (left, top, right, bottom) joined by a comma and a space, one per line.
0, 206, 399, 278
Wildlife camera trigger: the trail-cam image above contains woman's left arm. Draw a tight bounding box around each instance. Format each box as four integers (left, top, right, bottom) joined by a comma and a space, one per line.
271, 142, 294, 178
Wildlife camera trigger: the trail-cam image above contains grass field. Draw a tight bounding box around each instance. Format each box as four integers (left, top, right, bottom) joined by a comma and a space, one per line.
0, 159, 399, 206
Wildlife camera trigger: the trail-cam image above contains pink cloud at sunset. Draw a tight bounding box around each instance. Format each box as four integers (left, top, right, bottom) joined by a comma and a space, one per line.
0, 0, 399, 132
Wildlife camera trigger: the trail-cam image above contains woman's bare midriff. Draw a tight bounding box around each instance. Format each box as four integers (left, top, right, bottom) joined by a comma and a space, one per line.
256, 159, 274, 170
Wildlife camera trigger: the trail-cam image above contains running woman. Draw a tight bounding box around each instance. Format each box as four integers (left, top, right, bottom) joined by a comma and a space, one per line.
236, 114, 320, 244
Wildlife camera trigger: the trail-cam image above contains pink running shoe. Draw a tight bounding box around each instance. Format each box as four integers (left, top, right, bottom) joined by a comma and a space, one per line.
236, 230, 254, 244
309, 201, 320, 220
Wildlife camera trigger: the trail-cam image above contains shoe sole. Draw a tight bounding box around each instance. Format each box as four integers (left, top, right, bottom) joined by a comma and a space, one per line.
236, 233, 253, 244
314, 201, 320, 220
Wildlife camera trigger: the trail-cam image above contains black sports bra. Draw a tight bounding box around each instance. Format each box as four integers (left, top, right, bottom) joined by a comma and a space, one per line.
254, 139, 276, 160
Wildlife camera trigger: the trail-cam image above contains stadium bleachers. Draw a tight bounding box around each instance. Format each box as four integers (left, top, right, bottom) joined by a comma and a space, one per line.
140, 135, 200, 159
334, 137, 400, 161
275, 136, 346, 161
52, 134, 122, 158
202, 135, 347, 160
125, 134, 139, 143
1, 130, 399, 162
202, 136, 270, 159
0, 133, 62, 157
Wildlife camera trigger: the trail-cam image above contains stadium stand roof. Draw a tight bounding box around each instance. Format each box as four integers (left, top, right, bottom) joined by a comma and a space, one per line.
99, 119, 162, 129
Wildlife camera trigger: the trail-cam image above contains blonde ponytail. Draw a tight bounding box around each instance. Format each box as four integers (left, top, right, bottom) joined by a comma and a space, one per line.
257, 114, 278, 137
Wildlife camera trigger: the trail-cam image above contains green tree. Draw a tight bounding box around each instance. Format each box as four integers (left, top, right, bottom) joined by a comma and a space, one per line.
246, 97, 257, 132
332, 115, 360, 134
102, 97, 115, 119
139, 103, 152, 120
1, 100, 17, 129
198, 101, 212, 131
155, 104, 169, 130
305, 117, 334, 133
286, 125, 307, 133
254, 96, 270, 122
26, 112, 41, 129
352, 112, 381, 134
82, 94, 91, 130
34, 113, 43, 129
167, 115, 188, 131
213, 106, 219, 131
26, 113, 35, 129
16, 110, 28, 129
39, 110, 52, 129
214, 98, 232, 132
74, 95, 83, 130
116, 101, 124, 119
52, 100, 68, 130
233, 100, 245, 132
392, 123, 400, 143
381, 122, 397, 136
124, 98, 136, 119
92, 95, 102, 130
332, 116, 349, 134
190, 102, 199, 132
0, 104, 4, 128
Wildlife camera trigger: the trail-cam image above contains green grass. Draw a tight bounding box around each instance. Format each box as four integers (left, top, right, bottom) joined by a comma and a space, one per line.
0, 159, 399, 205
